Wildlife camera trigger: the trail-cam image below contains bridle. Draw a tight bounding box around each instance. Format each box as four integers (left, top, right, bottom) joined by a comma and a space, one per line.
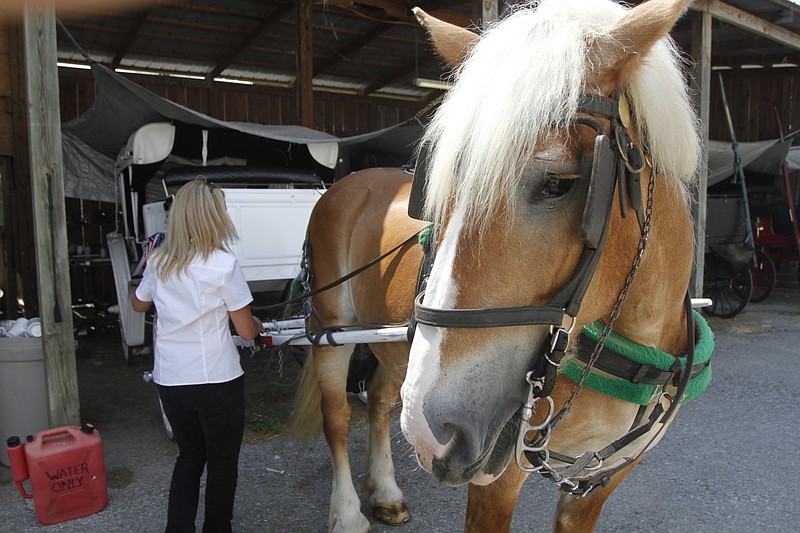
408, 90, 691, 496
410, 90, 647, 391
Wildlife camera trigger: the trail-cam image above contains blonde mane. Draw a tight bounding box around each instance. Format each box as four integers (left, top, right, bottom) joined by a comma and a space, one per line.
420, 0, 700, 230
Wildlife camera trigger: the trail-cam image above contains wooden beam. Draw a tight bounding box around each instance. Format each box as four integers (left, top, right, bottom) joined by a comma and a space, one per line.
296, 0, 314, 127
314, 22, 391, 75
322, 0, 407, 19
23, 2, 80, 427
690, 9, 713, 298
110, 6, 151, 69
206, 3, 292, 81
360, 50, 435, 96
690, 0, 800, 53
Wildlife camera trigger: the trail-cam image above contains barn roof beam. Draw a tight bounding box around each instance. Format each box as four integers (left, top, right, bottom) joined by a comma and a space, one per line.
110, 7, 152, 69
205, 3, 292, 81
691, 0, 800, 53
322, 0, 408, 19
314, 22, 392, 76
360, 50, 435, 95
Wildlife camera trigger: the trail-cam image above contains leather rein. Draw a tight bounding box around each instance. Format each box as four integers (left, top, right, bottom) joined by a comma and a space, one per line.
410, 92, 698, 496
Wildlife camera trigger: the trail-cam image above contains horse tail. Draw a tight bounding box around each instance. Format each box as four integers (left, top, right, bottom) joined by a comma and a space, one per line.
285, 351, 323, 446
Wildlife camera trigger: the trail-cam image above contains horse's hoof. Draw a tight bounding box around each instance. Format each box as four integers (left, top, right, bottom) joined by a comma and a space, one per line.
373, 502, 411, 526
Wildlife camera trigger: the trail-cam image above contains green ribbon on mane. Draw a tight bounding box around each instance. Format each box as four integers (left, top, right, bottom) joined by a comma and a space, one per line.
560, 311, 713, 405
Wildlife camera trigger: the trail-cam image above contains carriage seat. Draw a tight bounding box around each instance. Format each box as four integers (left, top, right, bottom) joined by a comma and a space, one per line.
707, 242, 754, 271
770, 203, 800, 238
747, 185, 783, 216
747, 185, 799, 237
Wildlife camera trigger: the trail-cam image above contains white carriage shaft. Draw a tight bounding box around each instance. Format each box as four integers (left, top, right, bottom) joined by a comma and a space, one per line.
261, 324, 409, 347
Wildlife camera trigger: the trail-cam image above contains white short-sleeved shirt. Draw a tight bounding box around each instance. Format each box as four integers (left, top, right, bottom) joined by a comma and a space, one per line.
135, 249, 252, 386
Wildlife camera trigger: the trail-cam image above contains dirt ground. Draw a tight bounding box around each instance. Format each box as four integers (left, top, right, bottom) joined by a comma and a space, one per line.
84, 333, 307, 443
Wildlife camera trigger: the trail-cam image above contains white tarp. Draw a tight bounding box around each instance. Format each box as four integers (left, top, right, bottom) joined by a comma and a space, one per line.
706, 139, 789, 186
788, 147, 800, 172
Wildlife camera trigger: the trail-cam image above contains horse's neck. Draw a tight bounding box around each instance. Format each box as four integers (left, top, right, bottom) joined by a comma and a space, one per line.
610, 176, 693, 357
612, 287, 689, 356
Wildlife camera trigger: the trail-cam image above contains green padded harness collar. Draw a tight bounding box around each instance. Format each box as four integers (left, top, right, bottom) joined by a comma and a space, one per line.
560, 311, 714, 405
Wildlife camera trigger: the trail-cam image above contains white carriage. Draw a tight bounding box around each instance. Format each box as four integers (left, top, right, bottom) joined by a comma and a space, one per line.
108, 121, 332, 362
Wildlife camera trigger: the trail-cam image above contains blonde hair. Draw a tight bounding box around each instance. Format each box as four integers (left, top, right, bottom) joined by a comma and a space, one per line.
153, 178, 239, 280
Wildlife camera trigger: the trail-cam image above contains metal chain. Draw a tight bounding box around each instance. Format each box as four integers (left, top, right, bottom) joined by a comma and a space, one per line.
522, 163, 658, 492
552, 164, 656, 427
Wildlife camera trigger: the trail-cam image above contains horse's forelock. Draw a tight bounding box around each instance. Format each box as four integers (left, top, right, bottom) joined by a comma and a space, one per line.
420, 0, 699, 229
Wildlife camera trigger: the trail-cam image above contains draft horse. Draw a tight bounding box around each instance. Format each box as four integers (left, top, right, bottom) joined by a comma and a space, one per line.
290, 1, 711, 531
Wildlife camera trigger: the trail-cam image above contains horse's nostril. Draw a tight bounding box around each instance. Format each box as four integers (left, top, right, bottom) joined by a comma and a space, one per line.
430, 420, 458, 446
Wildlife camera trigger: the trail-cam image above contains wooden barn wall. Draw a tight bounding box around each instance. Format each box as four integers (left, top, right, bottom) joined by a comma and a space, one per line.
58, 69, 425, 134
711, 69, 799, 142
0, 21, 38, 317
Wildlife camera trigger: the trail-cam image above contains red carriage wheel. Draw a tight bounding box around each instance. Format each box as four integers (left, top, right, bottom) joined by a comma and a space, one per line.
749, 248, 776, 303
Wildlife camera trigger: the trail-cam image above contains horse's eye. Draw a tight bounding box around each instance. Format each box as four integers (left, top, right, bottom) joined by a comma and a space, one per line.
539, 176, 572, 199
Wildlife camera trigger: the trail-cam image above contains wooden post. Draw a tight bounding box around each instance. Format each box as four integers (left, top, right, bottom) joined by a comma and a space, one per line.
23, 2, 80, 426
690, 10, 712, 298
296, 0, 314, 128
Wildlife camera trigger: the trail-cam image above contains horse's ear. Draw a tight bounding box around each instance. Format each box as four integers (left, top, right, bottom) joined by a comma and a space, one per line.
589, 0, 692, 90
413, 7, 479, 67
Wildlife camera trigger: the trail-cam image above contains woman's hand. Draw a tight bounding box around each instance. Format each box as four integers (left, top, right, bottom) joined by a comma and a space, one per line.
253, 315, 264, 335
229, 306, 261, 340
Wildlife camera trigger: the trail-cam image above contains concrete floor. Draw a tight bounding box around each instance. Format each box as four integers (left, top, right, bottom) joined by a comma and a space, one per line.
1, 286, 798, 532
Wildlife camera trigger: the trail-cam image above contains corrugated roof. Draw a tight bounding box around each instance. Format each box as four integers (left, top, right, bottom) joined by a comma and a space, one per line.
56, 0, 800, 104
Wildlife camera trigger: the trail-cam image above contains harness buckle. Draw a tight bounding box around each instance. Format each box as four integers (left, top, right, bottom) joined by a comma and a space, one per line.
548, 327, 570, 364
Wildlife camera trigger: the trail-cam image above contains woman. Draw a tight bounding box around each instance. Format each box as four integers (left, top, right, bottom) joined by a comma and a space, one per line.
132, 179, 262, 533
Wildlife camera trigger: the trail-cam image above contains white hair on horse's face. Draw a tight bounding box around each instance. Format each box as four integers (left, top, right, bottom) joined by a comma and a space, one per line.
420, 0, 700, 230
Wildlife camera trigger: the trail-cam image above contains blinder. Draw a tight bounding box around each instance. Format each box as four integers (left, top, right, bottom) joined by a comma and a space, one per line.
577, 134, 617, 249
408, 142, 430, 221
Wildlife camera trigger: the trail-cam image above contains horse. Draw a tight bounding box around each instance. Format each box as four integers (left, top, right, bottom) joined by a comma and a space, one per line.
289, 1, 710, 531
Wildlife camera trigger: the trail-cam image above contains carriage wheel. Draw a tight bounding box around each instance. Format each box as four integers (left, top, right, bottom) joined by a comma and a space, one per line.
749, 249, 776, 303
703, 267, 752, 319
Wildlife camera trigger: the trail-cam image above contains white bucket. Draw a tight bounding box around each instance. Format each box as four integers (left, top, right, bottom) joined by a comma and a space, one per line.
27, 318, 42, 338
0, 337, 49, 466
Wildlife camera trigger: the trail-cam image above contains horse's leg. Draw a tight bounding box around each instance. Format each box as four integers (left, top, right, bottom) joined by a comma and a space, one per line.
552, 459, 641, 533
315, 343, 371, 533
361, 352, 411, 525
465, 465, 528, 533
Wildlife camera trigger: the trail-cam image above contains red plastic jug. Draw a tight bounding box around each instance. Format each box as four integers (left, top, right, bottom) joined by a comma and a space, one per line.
6, 424, 108, 525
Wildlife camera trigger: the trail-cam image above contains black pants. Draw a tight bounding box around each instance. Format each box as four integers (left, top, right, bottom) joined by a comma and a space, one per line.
158, 375, 245, 533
